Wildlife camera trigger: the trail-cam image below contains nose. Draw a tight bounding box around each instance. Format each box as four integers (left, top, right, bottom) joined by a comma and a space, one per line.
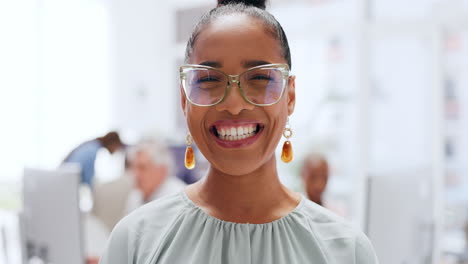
215, 81, 255, 115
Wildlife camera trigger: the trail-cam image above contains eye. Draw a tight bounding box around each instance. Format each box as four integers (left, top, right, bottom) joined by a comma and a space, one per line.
249, 74, 273, 81
196, 76, 220, 84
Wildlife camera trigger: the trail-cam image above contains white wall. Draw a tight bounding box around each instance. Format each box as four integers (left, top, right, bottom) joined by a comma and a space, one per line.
0, 0, 112, 181
108, 0, 179, 143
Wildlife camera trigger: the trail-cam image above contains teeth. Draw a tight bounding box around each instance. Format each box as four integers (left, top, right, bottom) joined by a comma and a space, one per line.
215, 124, 259, 141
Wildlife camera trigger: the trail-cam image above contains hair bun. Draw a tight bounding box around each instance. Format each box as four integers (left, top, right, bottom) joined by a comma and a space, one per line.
217, 0, 266, 9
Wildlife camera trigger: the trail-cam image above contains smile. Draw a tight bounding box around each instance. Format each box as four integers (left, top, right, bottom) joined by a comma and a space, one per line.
209, 120, 264, 148
213, 124, 261, 141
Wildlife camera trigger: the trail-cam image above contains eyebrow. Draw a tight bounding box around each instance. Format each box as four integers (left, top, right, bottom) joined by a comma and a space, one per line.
241, 60, 272, 68
199, 61, 222, 68
198, 60, 273, 69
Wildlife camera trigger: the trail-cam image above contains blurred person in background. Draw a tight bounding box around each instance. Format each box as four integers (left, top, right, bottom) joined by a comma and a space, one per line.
125, 139, 186, 213
62, 131, 124, 186
301, 153, 329, 206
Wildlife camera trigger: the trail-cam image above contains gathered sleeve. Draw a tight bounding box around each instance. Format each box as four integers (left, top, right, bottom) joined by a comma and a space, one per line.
354, 232, 379, 264
99, 218, 132, 264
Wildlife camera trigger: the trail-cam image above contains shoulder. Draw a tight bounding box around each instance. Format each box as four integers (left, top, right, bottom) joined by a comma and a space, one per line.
75, 140, 102, 151
99, 192, 189, 264
299, 198, 351, 227
121, 191, 188, 228
297, 199, 379, 263
118, 191, 188, 232
65, 140, 102, 161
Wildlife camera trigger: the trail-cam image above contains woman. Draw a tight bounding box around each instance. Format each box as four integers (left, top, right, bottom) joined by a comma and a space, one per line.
99, 1, 378, 263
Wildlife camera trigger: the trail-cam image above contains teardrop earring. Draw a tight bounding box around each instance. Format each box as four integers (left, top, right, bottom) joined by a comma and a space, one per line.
281, 118, 293, 163
185, 133, 196, 169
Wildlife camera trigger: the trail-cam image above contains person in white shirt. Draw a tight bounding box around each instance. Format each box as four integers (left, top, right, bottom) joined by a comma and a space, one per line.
125, 139, 186, 213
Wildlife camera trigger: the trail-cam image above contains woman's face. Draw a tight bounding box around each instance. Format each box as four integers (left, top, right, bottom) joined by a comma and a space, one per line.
181, 14, 296, 176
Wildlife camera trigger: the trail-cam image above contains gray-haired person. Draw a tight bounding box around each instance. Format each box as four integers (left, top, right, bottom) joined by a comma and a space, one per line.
125, 139, 186, 213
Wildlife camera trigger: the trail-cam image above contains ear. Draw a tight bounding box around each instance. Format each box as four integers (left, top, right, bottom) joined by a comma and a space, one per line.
180, 85, 187, 117
287, 75, 296, 116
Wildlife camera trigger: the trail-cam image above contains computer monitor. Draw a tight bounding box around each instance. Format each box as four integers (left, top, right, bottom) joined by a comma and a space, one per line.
0, 210, 26, 264
365, 171, 434, 264
22, 166, 84, 264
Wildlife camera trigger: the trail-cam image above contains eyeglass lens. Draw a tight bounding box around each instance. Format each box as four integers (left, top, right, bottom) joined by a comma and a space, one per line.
183, 67, 285, 106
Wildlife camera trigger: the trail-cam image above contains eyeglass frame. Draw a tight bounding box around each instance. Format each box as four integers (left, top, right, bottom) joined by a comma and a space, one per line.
179, 63, 291, 107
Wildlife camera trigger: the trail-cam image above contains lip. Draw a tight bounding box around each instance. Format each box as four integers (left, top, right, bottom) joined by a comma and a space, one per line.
209, 119, 264, 148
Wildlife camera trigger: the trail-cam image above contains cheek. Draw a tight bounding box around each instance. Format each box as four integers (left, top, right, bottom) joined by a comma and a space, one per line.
134, 171, 144, 183
185, 106, 209, 142
134, 174, 144, 188
131, 168, 139, 179
265, 104, 288, 132
140, 172, 153, 187
185, 104, 200, 123
267, 95, 289, 119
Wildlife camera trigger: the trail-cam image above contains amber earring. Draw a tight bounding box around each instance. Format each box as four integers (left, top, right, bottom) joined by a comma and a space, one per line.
185, 133, 195, 169
281, 119, 293, 163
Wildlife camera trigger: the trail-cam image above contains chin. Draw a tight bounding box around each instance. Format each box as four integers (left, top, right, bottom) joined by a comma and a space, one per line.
209, 153, 275, 176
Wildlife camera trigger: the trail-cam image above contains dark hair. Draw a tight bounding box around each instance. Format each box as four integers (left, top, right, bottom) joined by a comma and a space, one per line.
98, 131, 122, 147
218, 0, 266, 9
184, 0, 292, 68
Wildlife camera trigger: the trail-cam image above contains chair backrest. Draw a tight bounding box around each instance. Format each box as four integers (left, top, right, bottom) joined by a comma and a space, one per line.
91, 174, 133, 231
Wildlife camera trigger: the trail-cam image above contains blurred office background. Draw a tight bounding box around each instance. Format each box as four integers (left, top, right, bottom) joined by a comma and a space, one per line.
1, 0, 468, 263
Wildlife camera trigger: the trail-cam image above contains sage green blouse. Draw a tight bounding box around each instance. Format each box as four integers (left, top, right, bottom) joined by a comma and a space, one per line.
99, 191, 378, 264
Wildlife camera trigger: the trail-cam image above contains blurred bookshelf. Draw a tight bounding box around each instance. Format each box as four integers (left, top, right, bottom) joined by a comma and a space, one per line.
441, 28, 468, 263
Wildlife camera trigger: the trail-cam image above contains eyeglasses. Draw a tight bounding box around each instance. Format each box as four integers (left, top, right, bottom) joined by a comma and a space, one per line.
179, 63, 290, 107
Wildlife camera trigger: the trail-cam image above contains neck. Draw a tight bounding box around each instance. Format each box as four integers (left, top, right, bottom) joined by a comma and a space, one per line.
188, 155, 300, 223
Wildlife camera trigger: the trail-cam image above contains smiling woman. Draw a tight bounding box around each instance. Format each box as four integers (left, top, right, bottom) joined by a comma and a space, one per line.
99, 1, 379, 263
